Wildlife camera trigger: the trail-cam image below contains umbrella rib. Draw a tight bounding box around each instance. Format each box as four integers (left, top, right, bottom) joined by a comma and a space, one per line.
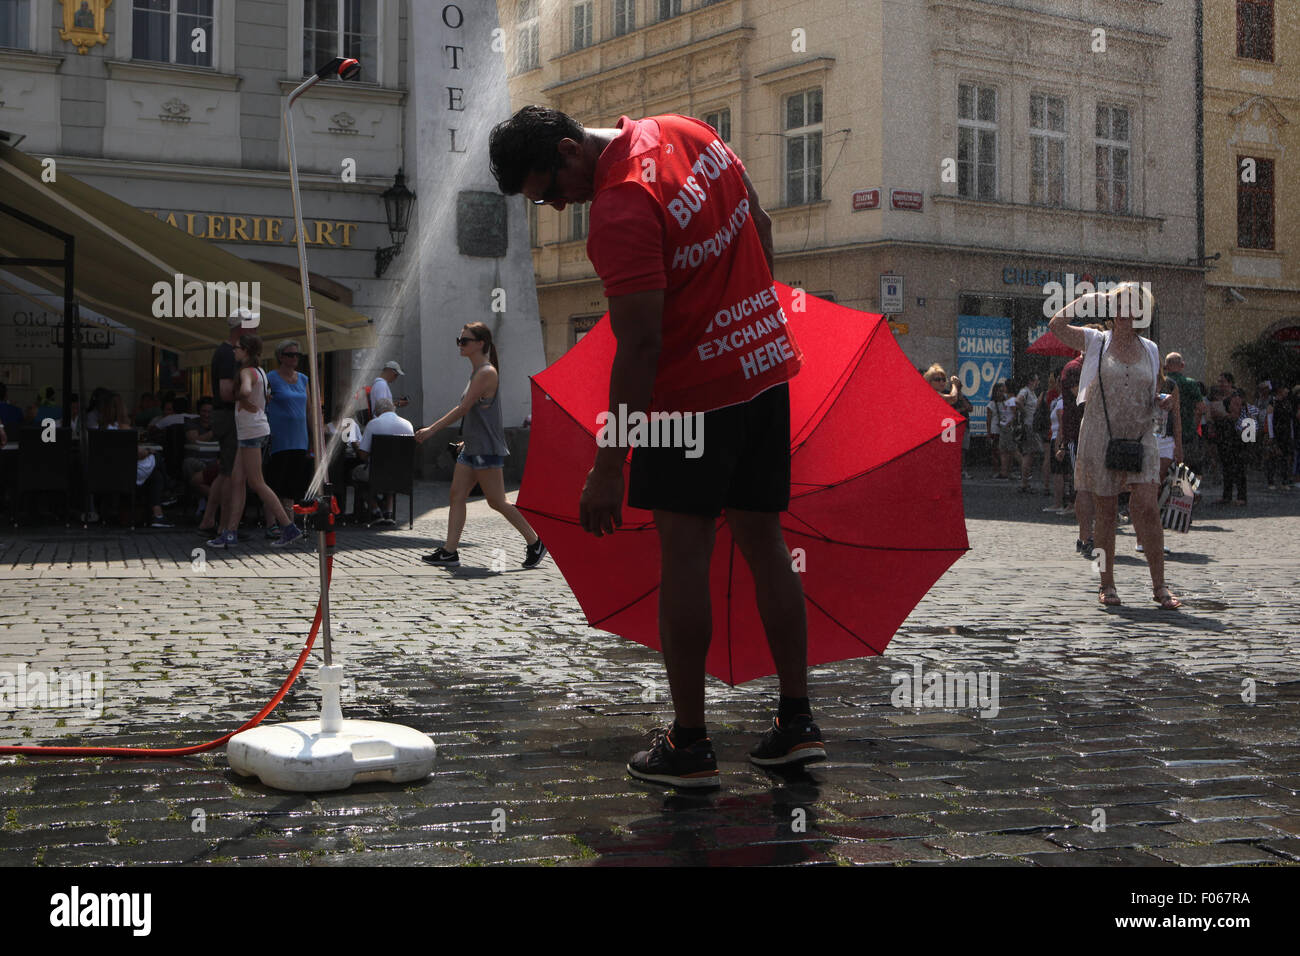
725, 536, 736, 687
803, 592, 888, 656
589, 582, 659, 630
783, 509, 968, 553
790, 430, 962, 498
790, 321, 883, 453
790, 336, 874, 454
514, 506, 656, 532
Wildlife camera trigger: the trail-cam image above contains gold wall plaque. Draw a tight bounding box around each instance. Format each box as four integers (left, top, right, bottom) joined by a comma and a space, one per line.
59, 0, 113, 55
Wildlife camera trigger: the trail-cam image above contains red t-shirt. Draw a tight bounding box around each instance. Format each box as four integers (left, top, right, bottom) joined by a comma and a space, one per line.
586, 115, 802, 414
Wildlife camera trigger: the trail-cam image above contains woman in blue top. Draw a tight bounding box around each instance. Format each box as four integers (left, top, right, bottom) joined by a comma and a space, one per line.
265, 339, 310, 536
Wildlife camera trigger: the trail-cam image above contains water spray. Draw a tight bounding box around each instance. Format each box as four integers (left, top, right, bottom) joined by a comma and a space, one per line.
224, 57, 436, 791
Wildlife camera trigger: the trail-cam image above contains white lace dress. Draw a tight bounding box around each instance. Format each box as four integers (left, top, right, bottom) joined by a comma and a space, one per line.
1074, 350, 1161, 495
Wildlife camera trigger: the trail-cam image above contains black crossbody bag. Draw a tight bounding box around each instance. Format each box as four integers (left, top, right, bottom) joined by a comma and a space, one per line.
1096, 338, 1145, 473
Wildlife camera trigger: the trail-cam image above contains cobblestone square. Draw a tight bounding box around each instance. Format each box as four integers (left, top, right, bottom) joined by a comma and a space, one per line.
1, 480, 1297, 867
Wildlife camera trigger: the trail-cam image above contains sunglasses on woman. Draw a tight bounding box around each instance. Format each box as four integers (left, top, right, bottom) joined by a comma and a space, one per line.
456, 336, 479, 346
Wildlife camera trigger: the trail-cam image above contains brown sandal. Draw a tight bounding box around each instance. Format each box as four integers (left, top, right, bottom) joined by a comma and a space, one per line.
1152, 586, 1182, 610
1098, 586, 1121, 606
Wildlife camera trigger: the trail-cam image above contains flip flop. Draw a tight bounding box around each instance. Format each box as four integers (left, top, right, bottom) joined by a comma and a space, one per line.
1152, 587, 1182, 610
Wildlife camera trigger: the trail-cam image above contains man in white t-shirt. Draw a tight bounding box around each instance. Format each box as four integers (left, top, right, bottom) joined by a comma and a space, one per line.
353, 397, 414, 525
369, 361, 409, 417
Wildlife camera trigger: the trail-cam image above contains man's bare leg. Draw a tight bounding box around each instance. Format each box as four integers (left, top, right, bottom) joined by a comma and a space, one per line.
654, 510, 716, 728
725, 508, 807, 697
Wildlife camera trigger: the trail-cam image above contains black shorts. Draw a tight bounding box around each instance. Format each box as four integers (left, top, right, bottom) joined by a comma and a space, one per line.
627, 383, 791, 517
1050, 447, 1070, 474
211, 407, 237, 476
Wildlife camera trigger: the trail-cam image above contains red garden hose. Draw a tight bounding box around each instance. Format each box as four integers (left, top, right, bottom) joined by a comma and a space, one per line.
0, 551, 333, 759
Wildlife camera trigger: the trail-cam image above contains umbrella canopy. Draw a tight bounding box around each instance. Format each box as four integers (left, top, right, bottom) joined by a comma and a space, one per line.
518, 284, 969, 685
1027, 330, 1079, 357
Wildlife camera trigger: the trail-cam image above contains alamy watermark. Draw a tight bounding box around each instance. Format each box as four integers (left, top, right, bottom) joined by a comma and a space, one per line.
0, 664, 104, 718
890, 662, 1000, 718
151, 274, 261, 320
595, 405, 705, 459
1042, 275, 1152, 328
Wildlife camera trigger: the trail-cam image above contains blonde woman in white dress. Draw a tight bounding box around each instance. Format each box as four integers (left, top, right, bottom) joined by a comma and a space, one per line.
1048, 283, 1180, 609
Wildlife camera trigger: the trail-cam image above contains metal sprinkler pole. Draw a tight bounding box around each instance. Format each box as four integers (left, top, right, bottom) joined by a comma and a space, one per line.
283, 61, 356, 667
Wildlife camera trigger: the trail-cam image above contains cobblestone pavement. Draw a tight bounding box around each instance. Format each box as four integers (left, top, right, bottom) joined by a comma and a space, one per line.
1, 479, 1298, 867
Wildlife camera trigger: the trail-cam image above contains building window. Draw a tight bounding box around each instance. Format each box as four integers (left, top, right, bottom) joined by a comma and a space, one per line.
133, 0, 215, 67
1029, 93, 1066, 206
957, 83, 997, 201
572, 0, 593, 50
516, 0, 539, 72
0, 0, 31, 50
303, 0, 375, 78
571, 203, 589, 241
612, 0, 634, 36
784, 89, 822, 206
655, 0, 681, 21
1237, 0, 1273, 61
1237, 155, 1274, 249
1095, 104, 1130, 214
704, 108, 731, 142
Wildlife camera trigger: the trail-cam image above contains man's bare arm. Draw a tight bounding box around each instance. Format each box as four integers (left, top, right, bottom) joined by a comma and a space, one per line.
595, 290, 664, 475
742, 170, 775, 275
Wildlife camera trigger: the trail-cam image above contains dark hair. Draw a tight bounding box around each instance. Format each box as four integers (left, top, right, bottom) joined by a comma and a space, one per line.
463, 322, 499, 370
237, 333, 262, 364
197, 396, 214, 411
488, 105, 585, 195
1221, 371, 1235, 384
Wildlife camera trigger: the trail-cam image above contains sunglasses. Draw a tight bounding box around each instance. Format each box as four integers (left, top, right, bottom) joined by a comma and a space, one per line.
456, 336, 479, 346
531, 160, 562, 206
282, 352, 300, 358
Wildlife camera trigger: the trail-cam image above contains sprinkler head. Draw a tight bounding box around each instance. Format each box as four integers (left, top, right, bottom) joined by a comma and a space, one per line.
315, 56, 361, 81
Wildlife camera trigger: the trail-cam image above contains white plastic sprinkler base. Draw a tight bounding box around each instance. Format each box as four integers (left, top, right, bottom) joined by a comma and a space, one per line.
227, 666, 436, 792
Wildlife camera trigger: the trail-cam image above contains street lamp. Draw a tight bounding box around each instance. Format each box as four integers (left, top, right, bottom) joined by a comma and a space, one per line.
375, 169, 415, 278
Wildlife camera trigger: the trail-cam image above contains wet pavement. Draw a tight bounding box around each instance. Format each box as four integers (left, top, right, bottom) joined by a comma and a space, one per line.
1, 478, 1298, 866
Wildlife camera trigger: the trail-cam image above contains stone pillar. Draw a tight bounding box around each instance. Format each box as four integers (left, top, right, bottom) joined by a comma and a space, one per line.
410, 1, 545, 450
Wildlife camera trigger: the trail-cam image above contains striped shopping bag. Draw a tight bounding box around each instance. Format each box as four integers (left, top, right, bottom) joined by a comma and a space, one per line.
1159, 464, 1200, 534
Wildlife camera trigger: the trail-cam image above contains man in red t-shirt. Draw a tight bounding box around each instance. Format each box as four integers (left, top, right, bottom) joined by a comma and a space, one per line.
490, 106, 823, 788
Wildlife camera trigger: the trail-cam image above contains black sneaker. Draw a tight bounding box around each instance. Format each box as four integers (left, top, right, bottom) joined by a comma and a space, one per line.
380, 512, 395, 526
421, 548, 460, 566
627, 728, 719, 789
1080, 537, 1095, 560
1075, 538, 1084, 554
749, 716, 826, 767
522, 538, 547, 569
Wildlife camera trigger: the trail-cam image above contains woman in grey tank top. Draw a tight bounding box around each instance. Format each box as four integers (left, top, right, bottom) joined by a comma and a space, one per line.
414, 322, 546, 570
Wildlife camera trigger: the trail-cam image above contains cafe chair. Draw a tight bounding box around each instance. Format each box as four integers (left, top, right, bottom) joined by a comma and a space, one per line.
367, 434, 416, 529
16, 426, 74, 527
85, 429, 140, 529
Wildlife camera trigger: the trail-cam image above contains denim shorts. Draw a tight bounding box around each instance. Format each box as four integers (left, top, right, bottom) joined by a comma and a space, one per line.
239, 435, 267, 449
457, 452, 505, 469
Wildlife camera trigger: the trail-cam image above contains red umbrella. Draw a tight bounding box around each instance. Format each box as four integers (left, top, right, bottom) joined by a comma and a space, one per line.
518, 284, 968, 685
1027, 330, 1079, 357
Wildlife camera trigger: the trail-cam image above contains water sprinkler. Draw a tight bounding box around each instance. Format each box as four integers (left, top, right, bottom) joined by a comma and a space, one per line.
226, 58, 436, 792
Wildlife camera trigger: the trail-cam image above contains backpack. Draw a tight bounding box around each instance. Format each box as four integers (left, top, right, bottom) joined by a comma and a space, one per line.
1032, 391, 1051, 439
